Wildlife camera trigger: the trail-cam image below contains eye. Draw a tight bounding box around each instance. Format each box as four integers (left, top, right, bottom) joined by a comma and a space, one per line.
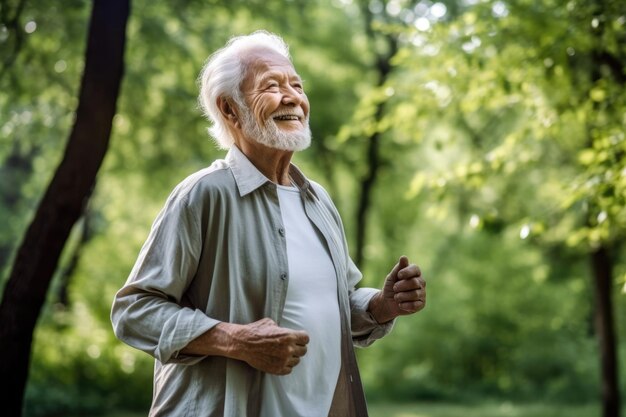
292, 82, 303, 91
265, 82, 279, 90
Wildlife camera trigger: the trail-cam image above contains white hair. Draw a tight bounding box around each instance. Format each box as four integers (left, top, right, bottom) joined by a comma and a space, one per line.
198, 31, 292, 149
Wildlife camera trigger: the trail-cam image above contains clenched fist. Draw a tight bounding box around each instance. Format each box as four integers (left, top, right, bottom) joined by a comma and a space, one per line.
369, 255, 426, 323
231, 318, 309, 375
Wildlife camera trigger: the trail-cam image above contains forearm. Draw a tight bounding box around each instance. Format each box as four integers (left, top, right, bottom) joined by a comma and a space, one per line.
180, 322, 241, 359
111, 291, 220, 364
180, 318, 310, 375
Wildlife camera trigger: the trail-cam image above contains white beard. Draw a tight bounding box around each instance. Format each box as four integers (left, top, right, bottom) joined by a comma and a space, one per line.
239, 106, 311, 152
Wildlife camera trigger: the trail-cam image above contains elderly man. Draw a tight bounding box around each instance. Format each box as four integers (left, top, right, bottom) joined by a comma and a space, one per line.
111, 31, 426, 417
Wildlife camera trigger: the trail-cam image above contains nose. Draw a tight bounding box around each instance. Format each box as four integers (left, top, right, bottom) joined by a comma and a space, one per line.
281, 85, 303, 107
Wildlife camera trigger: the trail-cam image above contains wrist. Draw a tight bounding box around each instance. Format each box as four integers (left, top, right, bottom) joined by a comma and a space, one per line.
214, 322, 242, 360
368, 291, 396, 324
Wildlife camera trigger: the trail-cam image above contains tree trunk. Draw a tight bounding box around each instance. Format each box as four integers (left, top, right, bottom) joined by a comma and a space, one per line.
354, 101, 384, 268
587, 0, 622, 411
590, 246, 620, 417
55, 210, 92, 308
0, 0, 129, 415
354, 0, 398, 268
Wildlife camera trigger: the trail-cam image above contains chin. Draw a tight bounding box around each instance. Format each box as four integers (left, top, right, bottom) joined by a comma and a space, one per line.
276, 131, 311, 152
268, 135, 311, 152
257, 126, 312, 152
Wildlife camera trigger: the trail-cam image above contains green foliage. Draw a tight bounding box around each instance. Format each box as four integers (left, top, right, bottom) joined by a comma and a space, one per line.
354, 0, 626, 403
388, 0, 626, 250
359, 227, 602, 402
25, 302, 153, 416
0, 0, 90, 284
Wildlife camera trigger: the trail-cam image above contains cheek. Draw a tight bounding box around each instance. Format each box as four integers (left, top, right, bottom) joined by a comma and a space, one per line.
250, 94, 279, 124
302, 95, 310, 117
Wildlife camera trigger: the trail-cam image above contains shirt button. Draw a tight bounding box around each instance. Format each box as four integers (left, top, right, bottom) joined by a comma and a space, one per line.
280, 273, 287, 280
278, 227, 285, 236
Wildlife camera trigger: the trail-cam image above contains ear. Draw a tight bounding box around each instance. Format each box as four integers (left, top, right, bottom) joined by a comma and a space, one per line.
216, 96, 239, 126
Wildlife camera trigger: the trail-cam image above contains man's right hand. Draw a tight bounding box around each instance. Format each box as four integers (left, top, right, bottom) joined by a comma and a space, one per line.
181, 317, 309, 375
229, 318, 309, 375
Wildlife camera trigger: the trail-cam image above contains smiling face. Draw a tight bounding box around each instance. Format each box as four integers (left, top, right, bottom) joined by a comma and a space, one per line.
236, 47, 311, 151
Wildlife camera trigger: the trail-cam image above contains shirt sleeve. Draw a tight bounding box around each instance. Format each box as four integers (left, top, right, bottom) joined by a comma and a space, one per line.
346, 259, 396, 347
110, 188, 219, 365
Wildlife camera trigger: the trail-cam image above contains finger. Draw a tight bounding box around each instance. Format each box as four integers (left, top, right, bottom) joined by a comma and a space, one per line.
394, 290, 420, 303
399, 277, 425, 292
292, 330, 310, 345
393, 277, 422, 292
287, 356, 301, 368
399, 300, 425, 312
275, 367, 293, 375
388, 255, 410, 281
257, 317, 278, 326
397, 264, 421, 280
292, 344, 307, 358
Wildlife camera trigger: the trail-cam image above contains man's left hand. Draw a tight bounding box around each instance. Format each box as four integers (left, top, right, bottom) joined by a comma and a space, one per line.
369, 256, 426, 324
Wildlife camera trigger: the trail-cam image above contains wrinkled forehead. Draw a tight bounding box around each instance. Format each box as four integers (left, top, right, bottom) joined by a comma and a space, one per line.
239, 47, 299, 90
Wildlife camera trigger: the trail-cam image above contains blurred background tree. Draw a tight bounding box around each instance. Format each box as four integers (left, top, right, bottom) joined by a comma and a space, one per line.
0, 0, 129, 415
0, 0, 624, 416
370, 1, 626, 416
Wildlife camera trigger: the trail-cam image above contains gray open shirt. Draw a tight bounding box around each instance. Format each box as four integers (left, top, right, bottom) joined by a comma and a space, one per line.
111, 146, 394, 416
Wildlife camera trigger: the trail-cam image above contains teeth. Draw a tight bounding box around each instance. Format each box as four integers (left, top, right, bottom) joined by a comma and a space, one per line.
274, 115, 299, 120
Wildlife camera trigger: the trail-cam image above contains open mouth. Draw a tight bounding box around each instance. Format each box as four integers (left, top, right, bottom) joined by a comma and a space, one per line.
273, 114, 301, 121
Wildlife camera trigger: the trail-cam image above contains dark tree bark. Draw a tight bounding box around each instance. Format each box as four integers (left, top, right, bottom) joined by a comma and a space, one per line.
587, 2, 622, 413
0, 0, 130, 415
55, 209, 92, 307
591, 246, 620, 417
354, 0, 398, 268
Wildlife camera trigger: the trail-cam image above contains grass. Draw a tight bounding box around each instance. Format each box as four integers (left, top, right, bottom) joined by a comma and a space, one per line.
102, 402, 617, 417
368, 402, 607, 417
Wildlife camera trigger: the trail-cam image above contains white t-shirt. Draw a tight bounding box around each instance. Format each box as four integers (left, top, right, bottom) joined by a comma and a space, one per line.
260, 184, 342, 417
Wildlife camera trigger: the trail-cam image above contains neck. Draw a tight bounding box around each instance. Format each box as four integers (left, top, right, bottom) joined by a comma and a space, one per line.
234, 139, 294, 185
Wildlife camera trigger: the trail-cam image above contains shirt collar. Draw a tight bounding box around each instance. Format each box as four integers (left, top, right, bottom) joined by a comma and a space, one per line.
226, 145, 318, 199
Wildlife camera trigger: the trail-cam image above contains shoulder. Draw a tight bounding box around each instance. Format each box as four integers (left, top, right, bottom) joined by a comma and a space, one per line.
167, 158, 237, 207
308, 180, 332, 203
